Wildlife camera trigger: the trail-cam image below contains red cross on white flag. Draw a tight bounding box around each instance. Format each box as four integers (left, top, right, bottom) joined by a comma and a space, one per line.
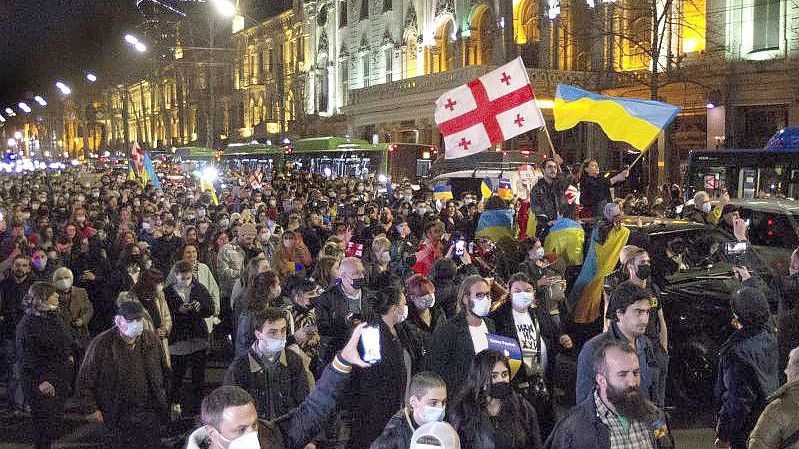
130, 141, 144, 175
434, 57, 544, 159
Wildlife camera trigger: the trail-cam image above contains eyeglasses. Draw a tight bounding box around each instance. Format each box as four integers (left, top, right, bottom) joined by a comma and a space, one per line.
473, 292, 490, 300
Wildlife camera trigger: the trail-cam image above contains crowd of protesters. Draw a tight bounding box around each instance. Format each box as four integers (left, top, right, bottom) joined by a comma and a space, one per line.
0, 155, 798, 449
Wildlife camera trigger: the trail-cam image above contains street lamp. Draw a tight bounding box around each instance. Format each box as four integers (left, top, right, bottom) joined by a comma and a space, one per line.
210, 0, 236, 17
0, 115, 5, 123
14, 131, 23, 140
4, 107, 15, 117
86, 73, 98, 83
18, 102, 32, 113
135, 42, 147, 52
124, 34, 148, 52
56, 81, 72, 96
34, 95, 47, 107
124, 34, 139, 45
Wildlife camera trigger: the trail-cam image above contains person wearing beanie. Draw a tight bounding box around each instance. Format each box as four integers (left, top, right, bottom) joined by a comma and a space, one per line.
575, 281, 666, 406
714, 278, 779, 449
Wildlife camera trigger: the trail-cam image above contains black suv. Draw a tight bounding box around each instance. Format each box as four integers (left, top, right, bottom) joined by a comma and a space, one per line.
589, 217, 777, 405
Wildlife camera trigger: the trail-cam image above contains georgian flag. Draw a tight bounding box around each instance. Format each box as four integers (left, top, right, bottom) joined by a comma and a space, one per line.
434, 57, 545, 159
250, 171, 263, 190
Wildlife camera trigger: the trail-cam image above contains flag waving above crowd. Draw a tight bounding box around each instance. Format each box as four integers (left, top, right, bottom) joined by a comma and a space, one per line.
435, 57, 544, 159
553, 84, 681, 151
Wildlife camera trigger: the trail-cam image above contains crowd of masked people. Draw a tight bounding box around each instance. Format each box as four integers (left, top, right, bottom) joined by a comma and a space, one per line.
0, 156, 798, 449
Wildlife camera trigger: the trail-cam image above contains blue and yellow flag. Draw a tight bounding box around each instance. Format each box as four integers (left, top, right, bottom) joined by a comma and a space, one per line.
480, 177, 493, 200
497, 178, 513, 200
200, 178, 219, 206
476, 209, 514, 242
554, 85, 681, 151
127, 166, 136, 182
568, 225, 630, 323
433, 185, 454, 201
543, 217, 585, 266
488, 333, 523, 379
142, 152, 160, 189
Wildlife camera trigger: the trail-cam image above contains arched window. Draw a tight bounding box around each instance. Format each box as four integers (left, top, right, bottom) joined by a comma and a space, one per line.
433, 19, 455, 72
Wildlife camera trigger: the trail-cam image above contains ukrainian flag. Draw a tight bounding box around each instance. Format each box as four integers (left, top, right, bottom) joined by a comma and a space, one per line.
141, 152, 161, 189
476, 209, 514, 242
568, 225, 630, 323
433, 185, 454, 201
553, 85, 681, 151
480, 177, 493, 200
543, 217, 585, 266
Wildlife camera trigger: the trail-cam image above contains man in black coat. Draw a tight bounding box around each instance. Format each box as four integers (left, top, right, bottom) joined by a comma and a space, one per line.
714, 283, 780, 449
0, 254, 34, 409
151, 219, 182, 272
316, 257, 367, 369
531, 160, 570, 228
224, 307, 311, 421
77, 301, 169, 449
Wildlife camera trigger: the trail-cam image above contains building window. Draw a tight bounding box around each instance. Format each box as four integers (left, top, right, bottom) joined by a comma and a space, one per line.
340, 0, 348, 27
339, 61, 349, 106
385, 49, 393, 83
752, 0, 779, 51
383, 0, 391, 12
362, 55, 371, 87
361, 0, 369, 19
297, 35, 305, 62
318, 66, 329, 112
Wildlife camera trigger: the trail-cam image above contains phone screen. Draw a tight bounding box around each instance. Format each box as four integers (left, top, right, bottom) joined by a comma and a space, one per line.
359, 325, 382, 365
455, 239, 465, 256
725, 241, 748, 255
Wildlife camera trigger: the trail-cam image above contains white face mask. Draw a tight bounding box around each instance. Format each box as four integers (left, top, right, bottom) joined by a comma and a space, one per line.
259, 337, 286, 354
511, 291, 535, 309
122, 319, 144, 338
419, 405, 446, 424
216, 429, 261, 449
701, 202, 712, 213
471, 296, 491, 317
55, 278, 73, 292
396, 304, 409, 323
379, 251, 391, 263
414, 293, 436, 310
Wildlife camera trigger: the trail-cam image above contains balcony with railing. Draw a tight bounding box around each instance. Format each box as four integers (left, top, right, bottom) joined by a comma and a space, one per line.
347, 65, 604, 107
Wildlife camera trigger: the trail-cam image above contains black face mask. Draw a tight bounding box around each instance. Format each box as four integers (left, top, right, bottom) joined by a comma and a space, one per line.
487, 382, 512, 399
351, 278, 365, 290
636, 264, 651, 280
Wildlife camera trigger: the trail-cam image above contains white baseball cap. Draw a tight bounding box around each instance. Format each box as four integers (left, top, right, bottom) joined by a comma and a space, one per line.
410, 422, 461, 449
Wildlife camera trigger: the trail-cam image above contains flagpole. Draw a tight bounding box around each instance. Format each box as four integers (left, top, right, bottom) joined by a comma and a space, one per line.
533, 96, 557, 158
627, 150, 646, 170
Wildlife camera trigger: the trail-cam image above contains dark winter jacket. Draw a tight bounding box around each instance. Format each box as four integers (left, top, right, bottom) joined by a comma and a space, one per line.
15, 310, 75, 392
0, 275, 34, 339
425, 314, 496, 397
77, 327, 169, 427
224, 346, 312, 421
316, 283, 370, 367
449, 390, 543, 449
369, 408, 418, 449
579, 175, 619, 218
714, 325, 780, 448
403, 305, 447, 362
186, 359, 353, 449
576, 322, 666, 406
348, 321, 410, 449
164, 281, 214, 343
545, 391, 673, 449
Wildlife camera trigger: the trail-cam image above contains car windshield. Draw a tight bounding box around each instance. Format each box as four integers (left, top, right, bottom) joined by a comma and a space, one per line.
647, 227, 740, 280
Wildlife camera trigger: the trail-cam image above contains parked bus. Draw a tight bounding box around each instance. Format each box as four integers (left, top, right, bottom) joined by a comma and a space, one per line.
219, 143, 283, 173
684, 148, 799, 200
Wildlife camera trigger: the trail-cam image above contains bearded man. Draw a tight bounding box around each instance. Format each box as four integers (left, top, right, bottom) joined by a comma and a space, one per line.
546, 339, 673, 449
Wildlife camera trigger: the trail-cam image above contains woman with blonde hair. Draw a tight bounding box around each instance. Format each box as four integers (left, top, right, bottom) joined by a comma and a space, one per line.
365, 236, 392, 289
16, 282, 75, 449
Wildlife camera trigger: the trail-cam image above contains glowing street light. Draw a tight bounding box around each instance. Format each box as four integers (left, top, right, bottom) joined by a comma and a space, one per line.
56, 81, 72, 95
86, 73, 98, 83
124, 34, 139, 45
0, 115, 5, 123
210, 0, 236, 17
18, 102, 31, 113
14, 131, 23, 140
134, 42, 147, 52
7, 138, 16, 147
34, 95, 47, 107
4, 107, 15, 117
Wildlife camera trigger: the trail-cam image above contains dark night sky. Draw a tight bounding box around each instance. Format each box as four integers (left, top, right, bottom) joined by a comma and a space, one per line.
0, 0, 142, 106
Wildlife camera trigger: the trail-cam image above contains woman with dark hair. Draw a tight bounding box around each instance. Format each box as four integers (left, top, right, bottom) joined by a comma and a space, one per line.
448, 349, 543, 449
578, 157, 629, 218
234, 270, 282, 358
230, 254, 271, 317
119, 269, 173, 363
428, 258, 460, 318
16, 282, 75, 449
205, 229, 230, 279
311, 256, 340, 291
348, 285, 415, 449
